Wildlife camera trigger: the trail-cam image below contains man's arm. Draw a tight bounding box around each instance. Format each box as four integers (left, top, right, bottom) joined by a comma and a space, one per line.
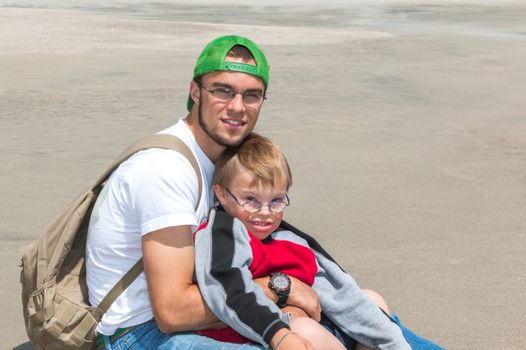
253, 276, 321, 322
142, 225, 222, 333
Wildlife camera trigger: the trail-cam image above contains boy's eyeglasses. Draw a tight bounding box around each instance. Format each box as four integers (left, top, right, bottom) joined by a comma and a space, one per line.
225, 188, 289, 214
199, 83, 266, 105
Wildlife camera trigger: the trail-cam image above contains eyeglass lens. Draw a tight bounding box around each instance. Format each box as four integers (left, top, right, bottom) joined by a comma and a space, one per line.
226, 189, 288, 213
201, 84, 264, 105
243, 200, 288, 213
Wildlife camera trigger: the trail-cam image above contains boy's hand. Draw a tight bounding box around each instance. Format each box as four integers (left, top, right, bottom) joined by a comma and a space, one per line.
276, 333, 314, 350
288, 276, 321, 322
270, 329, 314, 350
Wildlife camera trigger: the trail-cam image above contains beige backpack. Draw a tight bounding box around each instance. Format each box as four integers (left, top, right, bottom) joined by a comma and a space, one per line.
20, 134, 203, 350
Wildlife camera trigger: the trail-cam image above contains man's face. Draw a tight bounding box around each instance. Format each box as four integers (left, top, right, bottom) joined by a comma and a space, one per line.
195, 67, 265, 148
214, 166, 288, 241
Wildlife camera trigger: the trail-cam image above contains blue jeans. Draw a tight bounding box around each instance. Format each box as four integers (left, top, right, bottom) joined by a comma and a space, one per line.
320, 313, 444, 350
391, 314, 445, 350
320, 314, 357, 350
100, 319, 266, 350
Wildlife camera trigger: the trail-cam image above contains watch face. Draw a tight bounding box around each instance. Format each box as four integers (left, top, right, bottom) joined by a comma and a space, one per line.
272, 274, 290, 292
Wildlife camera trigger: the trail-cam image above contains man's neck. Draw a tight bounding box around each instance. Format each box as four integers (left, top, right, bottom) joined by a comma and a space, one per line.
184, 114, 224, 163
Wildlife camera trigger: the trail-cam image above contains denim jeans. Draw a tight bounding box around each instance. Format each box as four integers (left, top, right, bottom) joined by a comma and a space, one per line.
319, 314, 357, 350
100, 320, 266, 350
320, 313, 444, 350
391, 314, 445, 350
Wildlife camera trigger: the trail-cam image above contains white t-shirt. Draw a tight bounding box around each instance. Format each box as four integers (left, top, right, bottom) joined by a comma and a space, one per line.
86, 118, 214, 335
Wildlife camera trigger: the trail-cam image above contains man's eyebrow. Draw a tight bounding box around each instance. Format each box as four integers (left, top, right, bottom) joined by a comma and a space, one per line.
209, 82, 264, 93
208, 82, 232, 88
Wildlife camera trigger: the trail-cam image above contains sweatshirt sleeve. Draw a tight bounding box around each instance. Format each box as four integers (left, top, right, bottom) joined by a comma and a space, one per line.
313, 251, 411, 350
194, 209, 290, 347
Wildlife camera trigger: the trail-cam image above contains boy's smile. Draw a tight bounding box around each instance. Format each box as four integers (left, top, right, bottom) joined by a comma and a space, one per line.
214, 165, 288, 240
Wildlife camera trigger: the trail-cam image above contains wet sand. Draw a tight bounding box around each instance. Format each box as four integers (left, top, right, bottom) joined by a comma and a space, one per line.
2, 1, 525, 349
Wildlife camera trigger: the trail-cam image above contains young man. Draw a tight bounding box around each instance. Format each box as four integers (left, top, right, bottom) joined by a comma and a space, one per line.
194, 133, 411, 350
86, 36, 315, 350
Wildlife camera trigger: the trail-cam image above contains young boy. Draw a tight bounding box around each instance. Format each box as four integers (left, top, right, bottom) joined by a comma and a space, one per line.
193, 133, 411, 350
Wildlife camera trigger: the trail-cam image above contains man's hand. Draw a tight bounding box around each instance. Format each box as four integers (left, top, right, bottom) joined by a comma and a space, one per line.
270, 329, 315, 350
280, 305, 308, 319
287, 276, 321, 322
253, 275, 321, 321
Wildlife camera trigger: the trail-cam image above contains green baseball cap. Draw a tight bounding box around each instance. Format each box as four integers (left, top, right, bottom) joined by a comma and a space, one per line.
187, 35, 269, 111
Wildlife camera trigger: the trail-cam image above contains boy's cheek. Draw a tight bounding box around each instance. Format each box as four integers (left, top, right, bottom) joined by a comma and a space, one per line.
221, 201, 242, 219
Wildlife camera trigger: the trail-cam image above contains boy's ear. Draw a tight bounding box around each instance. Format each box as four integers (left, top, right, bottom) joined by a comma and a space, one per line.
213, 184, 227, 204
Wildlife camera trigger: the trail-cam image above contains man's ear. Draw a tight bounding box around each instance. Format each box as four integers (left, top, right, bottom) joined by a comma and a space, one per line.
189, 80, 201, 106
213, 184, 227, 205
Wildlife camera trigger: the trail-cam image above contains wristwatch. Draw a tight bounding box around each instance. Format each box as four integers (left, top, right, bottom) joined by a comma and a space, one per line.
268, 272, 291, 307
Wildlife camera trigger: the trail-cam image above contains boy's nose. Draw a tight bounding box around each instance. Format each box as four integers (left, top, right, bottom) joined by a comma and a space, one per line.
257, 205, 273, 215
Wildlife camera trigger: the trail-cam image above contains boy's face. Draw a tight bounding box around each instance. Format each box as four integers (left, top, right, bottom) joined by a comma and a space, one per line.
214, 166, 288, 240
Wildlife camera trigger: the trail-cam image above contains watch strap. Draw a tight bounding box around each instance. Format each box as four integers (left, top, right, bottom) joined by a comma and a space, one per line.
269, 272, 291, 308
277, 293, 288, 308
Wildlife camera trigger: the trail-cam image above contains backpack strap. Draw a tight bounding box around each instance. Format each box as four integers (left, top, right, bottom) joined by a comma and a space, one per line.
97, 258, 145, 313
96, 133, 203, 313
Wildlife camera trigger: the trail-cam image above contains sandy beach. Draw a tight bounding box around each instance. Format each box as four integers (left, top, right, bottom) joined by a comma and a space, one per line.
2, 1, 525, 349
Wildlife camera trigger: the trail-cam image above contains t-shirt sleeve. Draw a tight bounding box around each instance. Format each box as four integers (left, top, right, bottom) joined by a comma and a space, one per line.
123, 149, 201, 235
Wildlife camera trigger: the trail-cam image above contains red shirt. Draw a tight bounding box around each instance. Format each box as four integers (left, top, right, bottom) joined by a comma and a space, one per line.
195, 221, 317, 344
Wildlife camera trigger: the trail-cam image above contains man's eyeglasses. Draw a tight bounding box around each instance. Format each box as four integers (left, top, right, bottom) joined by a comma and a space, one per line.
199, 83, 266, 105
225, 188, 289, 214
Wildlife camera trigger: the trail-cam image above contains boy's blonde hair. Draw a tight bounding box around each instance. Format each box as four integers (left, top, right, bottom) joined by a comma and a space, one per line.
213, 133, 292, 190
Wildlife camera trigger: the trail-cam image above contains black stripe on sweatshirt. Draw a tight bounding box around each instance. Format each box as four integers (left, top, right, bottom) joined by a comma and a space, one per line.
279, 219, 342, 269
279, 220, 398, 325
210, 211, 289, 344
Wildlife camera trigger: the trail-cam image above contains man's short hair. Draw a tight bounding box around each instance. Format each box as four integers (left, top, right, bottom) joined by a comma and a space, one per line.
226, 45, 256, 62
